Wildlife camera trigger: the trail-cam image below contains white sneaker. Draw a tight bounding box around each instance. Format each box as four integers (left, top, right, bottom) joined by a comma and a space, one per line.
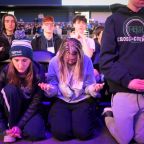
103, 107, 112, 112
3, 135, 16, 143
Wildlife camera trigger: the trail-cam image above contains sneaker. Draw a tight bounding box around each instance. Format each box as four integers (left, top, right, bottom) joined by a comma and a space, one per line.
3, 135, 16, 143
102, 107, 113, 117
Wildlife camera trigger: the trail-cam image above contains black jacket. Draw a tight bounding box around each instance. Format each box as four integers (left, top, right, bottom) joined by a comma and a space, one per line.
31, 33, 62, 55
0, 32, 15, 61
100, 7, 144, 94
0, 61, 45, 129
91, 40, 101, 70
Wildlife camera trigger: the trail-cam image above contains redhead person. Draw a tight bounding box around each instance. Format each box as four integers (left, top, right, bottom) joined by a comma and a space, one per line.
31, 16, 62, 55
38, 38, 104, 141
0, 39, 46, 142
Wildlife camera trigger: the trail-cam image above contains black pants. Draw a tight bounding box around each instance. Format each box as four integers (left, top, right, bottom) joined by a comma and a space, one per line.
48, 98, 96, 141
0, 84, 46, 140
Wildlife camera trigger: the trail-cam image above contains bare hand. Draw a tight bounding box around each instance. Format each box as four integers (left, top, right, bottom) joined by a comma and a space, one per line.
78, 33, 86, 40
70, 31, 79, 39
128, 79, 144, 92
94, 83, 104, 92
38, 82, 54, 91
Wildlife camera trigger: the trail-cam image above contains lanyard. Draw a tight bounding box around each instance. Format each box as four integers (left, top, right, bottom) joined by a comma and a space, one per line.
46, 38, 55, 53
46, 38, 54, 48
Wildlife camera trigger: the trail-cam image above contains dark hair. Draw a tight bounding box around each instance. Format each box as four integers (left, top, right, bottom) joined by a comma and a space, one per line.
1, 13, 17, 33
93, 26, 104, 39
72, 15, 87, 24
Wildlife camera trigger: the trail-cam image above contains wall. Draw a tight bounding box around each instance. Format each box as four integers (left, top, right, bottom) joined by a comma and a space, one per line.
14, 8, 69, 22
91, 12, 111, 23
0, 0, 61, 6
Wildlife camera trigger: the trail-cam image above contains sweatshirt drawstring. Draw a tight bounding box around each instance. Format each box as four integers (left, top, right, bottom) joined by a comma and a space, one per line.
136, 94, 140, 110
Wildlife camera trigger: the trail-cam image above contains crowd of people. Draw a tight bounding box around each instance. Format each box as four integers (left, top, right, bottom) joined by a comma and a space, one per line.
16, 18, 102, 40
0, 0, 144, 143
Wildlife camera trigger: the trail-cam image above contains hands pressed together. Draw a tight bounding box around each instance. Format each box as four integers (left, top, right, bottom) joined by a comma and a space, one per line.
70, 31, 86, 41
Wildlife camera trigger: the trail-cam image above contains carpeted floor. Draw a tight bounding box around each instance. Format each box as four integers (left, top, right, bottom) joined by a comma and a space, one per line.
0, 119, 118, 144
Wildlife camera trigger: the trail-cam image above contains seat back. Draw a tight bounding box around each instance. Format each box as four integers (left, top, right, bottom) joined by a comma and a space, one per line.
33, 50, 54, 63
33, 50, 55, 72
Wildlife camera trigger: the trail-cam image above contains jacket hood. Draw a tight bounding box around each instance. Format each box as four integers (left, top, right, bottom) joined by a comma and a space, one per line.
116, 6, 144, 15
109, 3, 126, 13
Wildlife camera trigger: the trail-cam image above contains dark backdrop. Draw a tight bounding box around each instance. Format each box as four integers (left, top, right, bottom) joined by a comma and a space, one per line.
0, 0, 61, 6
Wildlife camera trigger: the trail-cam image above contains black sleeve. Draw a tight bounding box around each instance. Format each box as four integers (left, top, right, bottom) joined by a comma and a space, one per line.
31, 36, 42, 51
0, 36, 10, 61
17, 90, 43, 129
17, 62, 45, 129
0, 66, 7, 92
0, 66, 8, 132
54, 35, 62, 54
31, 38, 37, 51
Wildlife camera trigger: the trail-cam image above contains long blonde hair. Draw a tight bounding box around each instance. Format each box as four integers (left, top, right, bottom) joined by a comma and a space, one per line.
58, 38, 84, 83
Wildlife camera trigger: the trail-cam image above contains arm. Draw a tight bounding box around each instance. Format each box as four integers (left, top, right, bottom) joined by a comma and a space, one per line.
0, 66, 10, 132
17, 89, 42, 129
85, 83, 104, 97
0, 104, 7, 132
0, 35, 10, 61
38, 82, 57, 97
42, 58, 58, 96
31, 38, 38, 51
5, 90, 42, 138
17, 63, 45, 129
70, 32, 95, 58
80, 36, 94, 58
83, 57, 98, 97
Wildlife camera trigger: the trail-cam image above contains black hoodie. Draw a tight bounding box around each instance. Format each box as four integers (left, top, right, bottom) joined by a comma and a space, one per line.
31, 33, 62, 54
100, 6, 144, 94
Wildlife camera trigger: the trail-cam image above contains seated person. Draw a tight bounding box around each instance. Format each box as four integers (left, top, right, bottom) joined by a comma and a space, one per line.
0, 14, 17, 61
70, 15, 95, 58
92, 25, 104, 72
31, 16, 62, 56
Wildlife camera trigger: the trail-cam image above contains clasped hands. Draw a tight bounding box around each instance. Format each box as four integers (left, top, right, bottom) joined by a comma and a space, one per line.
6, 126, 21, 138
